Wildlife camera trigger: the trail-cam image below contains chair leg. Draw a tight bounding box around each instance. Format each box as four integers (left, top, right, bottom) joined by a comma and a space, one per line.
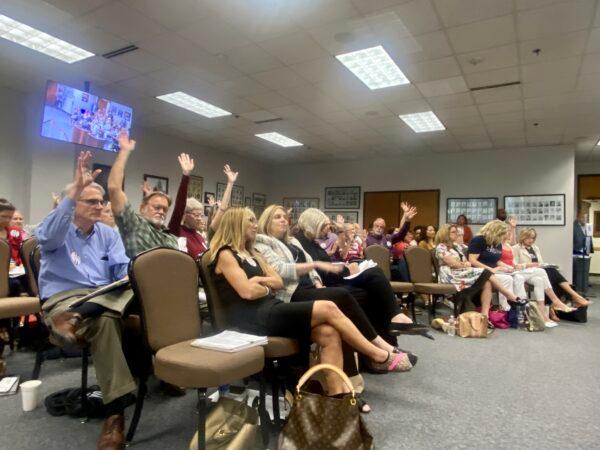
196, 388, 209, 450
408, 293, 417, 321
31, 349, 44, 380
125, 377, 147, 444
258, 372, 271, 445
429, 295, 438, 322
80, 349, 89, 423
270, 360, 282, 428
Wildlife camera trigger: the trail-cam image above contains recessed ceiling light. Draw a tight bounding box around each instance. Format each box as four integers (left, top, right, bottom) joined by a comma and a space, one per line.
0, 14, 94, 63
399, 111, 445, 133
156, 92, 231, 118
336, 45, 409, 90
255, 132, 303, 147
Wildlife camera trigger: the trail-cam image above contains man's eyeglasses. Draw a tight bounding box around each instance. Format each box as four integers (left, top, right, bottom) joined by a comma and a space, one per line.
186, 212, 203, 219
79, 199, 107, 207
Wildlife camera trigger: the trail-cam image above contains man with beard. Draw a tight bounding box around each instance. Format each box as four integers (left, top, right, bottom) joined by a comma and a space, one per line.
108, 131, 178, 258
365, 202, 417, 249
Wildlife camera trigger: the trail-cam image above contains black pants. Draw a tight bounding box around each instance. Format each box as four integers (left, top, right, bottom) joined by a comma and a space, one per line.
543, 267, 568, 302
572, 258, 590, 295
291, 286, 379, 377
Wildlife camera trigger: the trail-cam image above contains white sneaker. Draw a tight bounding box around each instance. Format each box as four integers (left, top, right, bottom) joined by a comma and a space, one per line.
544, 321, 558, 328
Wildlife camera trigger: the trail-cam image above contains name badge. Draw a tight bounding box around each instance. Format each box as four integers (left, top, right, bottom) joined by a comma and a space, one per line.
386, 241, 392, 247
70, 251, 81, 266
320, 242, 327, 249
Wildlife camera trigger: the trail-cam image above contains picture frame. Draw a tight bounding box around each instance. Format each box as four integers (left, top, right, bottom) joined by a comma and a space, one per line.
216, 182, 244, 207
325, 211, 359, 224
143, 174, 168, 194
504, 194, 565, 226
324, 186, 361, 209
92, 163, 118, 201
245, 196, 252, 207
252, 193, 267, 217
188, 175, 203, 202
283, 197, 320, 223
446, 197, 498, 225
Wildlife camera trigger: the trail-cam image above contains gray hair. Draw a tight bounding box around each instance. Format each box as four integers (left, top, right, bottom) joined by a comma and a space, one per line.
185, 197, 203, 212
62, 182, 105, 198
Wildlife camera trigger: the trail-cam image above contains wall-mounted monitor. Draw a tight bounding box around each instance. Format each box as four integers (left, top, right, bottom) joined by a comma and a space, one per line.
41, 80, 133, 152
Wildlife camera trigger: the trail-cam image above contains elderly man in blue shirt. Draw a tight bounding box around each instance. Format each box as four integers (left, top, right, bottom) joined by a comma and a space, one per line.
37, 151, 133, 450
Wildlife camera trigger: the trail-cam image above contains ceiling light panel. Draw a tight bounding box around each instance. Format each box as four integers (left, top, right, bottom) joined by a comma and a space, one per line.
156, 92, 231, 118
399, 111, 446, 133
336, 45, 409, 90
255, 132, 303, 147
0, 14, 94, 63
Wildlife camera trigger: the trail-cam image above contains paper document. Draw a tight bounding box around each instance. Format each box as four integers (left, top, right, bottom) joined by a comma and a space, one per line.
191, 330, 268, 353
343, 259, 378, 280
69, 277, 130, 308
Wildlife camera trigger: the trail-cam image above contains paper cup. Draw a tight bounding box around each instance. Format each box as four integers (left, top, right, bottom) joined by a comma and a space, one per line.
20, 380, 42, 412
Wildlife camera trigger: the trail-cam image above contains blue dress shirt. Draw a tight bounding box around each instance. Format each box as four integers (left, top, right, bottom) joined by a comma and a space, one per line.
37, 197, 129, 300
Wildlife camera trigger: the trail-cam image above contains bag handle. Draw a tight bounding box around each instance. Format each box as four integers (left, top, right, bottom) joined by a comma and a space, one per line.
296, 363, 355, 401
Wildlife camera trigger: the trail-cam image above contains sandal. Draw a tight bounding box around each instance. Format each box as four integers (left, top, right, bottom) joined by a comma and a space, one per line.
356, 395, 371, 414
366, 352, 414, 374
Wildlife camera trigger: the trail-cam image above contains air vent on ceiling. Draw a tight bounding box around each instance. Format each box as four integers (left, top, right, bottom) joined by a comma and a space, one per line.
102, 45, 139, 59
469, 81, 520, 92
254, 117, 283, 125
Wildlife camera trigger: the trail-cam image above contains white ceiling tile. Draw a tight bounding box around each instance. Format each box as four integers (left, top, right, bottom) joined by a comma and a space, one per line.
478, 99, 523, 115
403, 56, 461, 83
587, 28, 600, 54
387, 30, 453, 63
239, 110, 278, 122
371, 84, 424, 104
350, 0, 414, 15
465, 67, 519, 88
290, 57, 347, 85
517, 0, 595, 41
434, 0, 513, 28
137, 33, 210, 65
184, 56, 243, 84
43, 0, 115, 16
491, 136, 527, 147
221, 44, 283, 75
482, 110, 525, 124
386, 98, 432, 115
80, 2, 167, 42
48, 22, 129, 56
522, 78, 578, 98
306, 17, 381, 55
252, 67, 309, 90
447, 15, 516, 53
291, 0, 360, 29
383, 0, 441, 36
521, 56, 580, 84
259, 32, 330, 65
321, 109, 359, 123
428, 92, 474, 109
580, 52, 600, 75
112, 49, 170, 73
178, 16, 251, 54
416, 76, 468, 97
214, 76, 270, 96
243, 91, 293, 109
123, 0, 212, 30
76, 57, 140, 83
457, 45, 518, 74
472, 84, 522, 104
516, 0, 566, 11
519, 30, 588, 64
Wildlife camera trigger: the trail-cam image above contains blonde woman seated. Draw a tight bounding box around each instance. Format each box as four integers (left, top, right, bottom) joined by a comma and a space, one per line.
208, 208, 415, 395
513, 228, 590, 308
435, 224, 521, 319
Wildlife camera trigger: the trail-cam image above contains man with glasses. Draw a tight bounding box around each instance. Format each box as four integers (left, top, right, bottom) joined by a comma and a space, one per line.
37, 151, 134, 450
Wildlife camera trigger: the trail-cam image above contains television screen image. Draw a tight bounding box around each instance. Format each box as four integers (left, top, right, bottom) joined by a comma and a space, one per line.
41, 80, 133, 152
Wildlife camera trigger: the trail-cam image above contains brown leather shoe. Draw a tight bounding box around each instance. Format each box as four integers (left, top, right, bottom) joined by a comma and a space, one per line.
97, 414, 125, 450
49, 311, 82, 345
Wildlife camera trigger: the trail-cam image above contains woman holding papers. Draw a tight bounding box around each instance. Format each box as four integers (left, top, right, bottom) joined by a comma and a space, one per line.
208, 208, 416, 398
289, 208, 427, 345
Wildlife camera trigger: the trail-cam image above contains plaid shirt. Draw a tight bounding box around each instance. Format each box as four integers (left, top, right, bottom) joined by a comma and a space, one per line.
115, 202, 179, 258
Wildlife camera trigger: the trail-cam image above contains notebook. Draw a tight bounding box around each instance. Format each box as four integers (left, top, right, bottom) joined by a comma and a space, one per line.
191, 331, 268, 353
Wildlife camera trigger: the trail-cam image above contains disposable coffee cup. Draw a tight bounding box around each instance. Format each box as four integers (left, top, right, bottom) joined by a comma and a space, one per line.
20, 380, 42, 412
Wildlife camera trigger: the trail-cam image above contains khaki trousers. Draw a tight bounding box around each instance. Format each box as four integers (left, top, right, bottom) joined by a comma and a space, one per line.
42, 287, 137, 404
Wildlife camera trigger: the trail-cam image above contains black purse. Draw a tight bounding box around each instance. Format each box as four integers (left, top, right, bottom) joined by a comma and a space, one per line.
555, 306, 587, 323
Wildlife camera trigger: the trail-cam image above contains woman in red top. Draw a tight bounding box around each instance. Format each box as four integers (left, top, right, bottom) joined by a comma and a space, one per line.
456, 215, 473, 244
0, 201, 25, 266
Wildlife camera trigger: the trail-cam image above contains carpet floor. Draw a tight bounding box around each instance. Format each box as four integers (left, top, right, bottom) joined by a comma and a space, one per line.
1, 277, 599, 449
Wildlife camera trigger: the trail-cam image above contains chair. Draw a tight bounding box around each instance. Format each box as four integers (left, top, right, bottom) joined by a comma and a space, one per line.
20, 237, 39, 297
129, 248, 265, 448
199, 251, 299, 429
364, 245, 417, 320
404, 246, 457, 321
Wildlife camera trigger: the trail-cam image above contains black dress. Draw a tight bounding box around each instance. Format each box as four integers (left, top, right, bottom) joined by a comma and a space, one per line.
210, 247, 313, 340
525, 247, 569, 301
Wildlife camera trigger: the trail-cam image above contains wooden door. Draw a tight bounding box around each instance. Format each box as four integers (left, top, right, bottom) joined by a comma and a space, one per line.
363, 192, 400, 230
399, 190, 440, 228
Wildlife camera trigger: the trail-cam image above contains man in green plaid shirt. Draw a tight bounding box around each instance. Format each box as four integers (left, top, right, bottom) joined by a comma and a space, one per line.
108, 131, 179, 258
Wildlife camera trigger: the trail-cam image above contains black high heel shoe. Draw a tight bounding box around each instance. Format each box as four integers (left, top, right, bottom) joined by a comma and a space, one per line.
388, 323, 435, 340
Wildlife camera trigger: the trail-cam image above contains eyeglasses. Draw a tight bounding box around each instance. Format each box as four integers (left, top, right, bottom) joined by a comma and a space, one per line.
186, 212, 203, 218
78, 199, 107, 207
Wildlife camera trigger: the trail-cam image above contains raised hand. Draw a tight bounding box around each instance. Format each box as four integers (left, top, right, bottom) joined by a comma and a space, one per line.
405, 206, 418, 220
117, 129, 136, 152
223, 164, 238, 183
178, 153, 194, 176
401, 202, 410, 213
73, 151, 101, 192
336, 214, 345, 225
207, 195, 216, 207
142, 180, 152, 197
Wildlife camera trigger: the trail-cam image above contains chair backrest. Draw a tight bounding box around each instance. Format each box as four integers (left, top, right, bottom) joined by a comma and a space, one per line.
0, 240, 9, 297
364, 245, 392, 280
20, 237, 39, 296
404, 246, 435, 283
129, 248, 201, 352
198, 252, 230, 331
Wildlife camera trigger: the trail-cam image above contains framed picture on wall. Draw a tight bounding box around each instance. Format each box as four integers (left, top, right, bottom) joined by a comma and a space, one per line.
187, 175, 203, 202
504, 194, 565, 226
324, 186, 361, 209
252, 193, 266, 217
245, 196, 252, 207
446, 197, 498, 225
283, 197, 320, 223
143, 174, 169, 194
216, 182, 244, 207
324, 211, 359, 224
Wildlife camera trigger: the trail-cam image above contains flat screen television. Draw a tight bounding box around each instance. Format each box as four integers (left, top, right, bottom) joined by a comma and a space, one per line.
41, 80, 133, 152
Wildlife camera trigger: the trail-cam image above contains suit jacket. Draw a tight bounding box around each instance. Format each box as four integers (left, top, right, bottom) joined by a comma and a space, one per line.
573, 221, 594, 255
512, 244, 544, 265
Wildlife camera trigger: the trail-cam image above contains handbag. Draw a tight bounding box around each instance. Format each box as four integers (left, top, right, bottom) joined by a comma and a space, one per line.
487, 309, 509, 329
278, 363, 373, 450
524, 302, 545, 332
189, 396, 263, 450
457, 312, 488, 338
555, 306, 587, 323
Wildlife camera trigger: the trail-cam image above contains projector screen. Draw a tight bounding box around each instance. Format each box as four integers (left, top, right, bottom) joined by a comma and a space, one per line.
41, 80, 133, 152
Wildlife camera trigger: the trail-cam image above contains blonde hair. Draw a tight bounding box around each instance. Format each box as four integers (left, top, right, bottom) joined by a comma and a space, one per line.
434, 224, 456, 247
479, 220, 510, 246
258, 204, 290, 241
519, 227, 537, 244
297, 208, 329, 240
208, 207, 270, 273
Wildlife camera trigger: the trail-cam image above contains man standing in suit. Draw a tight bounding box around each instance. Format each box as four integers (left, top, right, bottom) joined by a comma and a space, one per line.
573, 209, 594, 295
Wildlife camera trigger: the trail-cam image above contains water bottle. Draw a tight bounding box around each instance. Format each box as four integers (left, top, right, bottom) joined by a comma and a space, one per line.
517, 306, 525, 328
447, 315, 456, 337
